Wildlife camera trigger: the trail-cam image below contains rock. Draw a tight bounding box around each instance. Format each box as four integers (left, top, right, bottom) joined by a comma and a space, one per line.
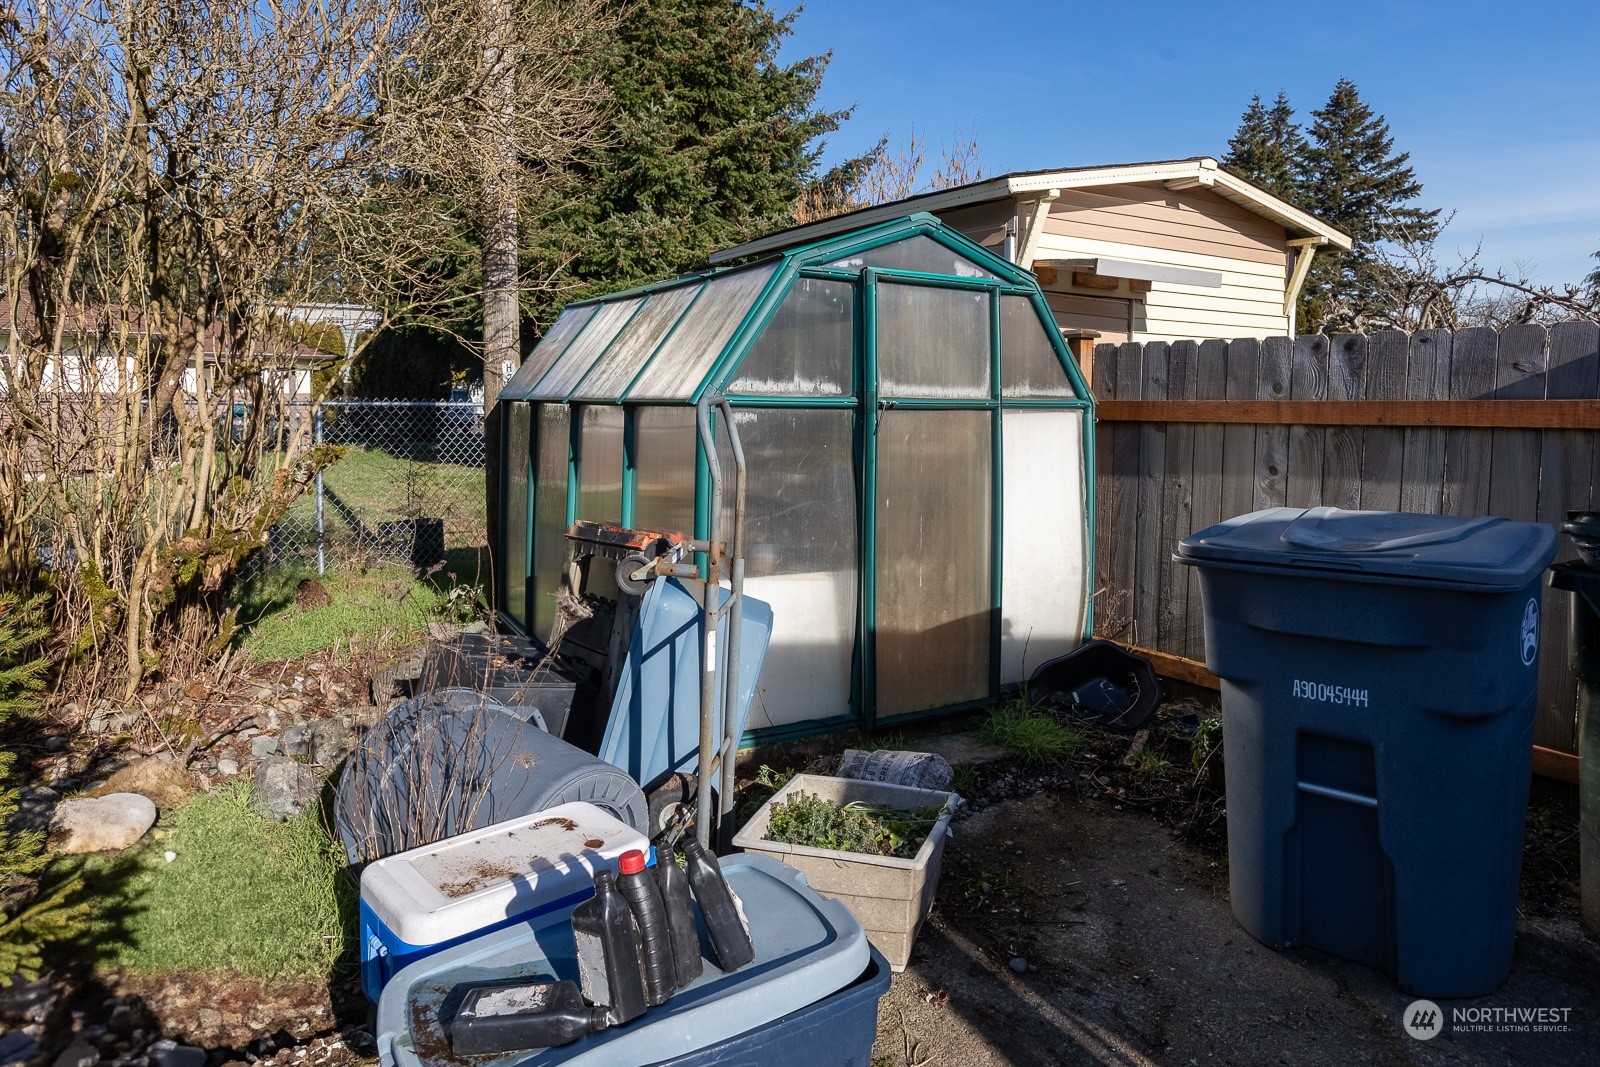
250, 735, 281, 759
49, 793, 157, 853
94, 760, 197, 810
310, 719, 353, 767
196, 1008, 223, 1031
182, 680, 209, 701
9, 785, 60, 834
42, 735, 66, 752
216, 758, 240, 776
280, 724, 314, 759
1008, 956, 1028, 974
253, 758, 321, 821
52, 1044, 99, 1067
147, 1041, 205, 1067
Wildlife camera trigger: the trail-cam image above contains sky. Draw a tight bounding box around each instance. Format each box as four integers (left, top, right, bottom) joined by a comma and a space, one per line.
780, 0, 1600, 288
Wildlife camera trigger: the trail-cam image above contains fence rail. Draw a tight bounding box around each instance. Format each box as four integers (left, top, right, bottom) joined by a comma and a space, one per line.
1091, 321, 1600, 756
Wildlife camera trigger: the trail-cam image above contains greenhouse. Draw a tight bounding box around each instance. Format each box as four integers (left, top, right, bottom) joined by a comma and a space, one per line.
492, 213, 1094, 740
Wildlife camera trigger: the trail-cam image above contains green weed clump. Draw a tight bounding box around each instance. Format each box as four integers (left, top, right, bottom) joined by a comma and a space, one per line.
235, 562, 446, 662
764, 791, 943, 859
84, 782, 353, 980
979, 701, 1087, 765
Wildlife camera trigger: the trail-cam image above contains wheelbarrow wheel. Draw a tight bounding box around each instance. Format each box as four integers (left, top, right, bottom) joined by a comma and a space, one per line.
615, 552, 657, 597
647, 772, 698, 842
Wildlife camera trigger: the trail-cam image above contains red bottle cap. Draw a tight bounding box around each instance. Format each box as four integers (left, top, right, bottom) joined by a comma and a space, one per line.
618, 849, 646, 875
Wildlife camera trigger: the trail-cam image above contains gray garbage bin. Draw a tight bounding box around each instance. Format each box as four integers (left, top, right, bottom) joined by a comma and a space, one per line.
1176, 507, 1555, 997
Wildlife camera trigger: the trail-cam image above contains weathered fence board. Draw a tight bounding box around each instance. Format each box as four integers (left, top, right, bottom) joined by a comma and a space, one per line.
1092, 324, 1600, 756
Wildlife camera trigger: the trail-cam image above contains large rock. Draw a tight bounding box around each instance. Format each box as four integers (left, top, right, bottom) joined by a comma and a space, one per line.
93, 759, 196, 810
49, 793, 157, 853
253, 758, 321, 821
310, 717, 354, 767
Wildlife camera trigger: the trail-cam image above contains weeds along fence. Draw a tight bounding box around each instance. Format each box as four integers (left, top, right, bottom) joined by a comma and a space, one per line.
1091, 321, 1600, 765
256, 398, 486, 579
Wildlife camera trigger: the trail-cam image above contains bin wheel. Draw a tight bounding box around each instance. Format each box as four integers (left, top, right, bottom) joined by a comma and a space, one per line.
616, 552, 656, 597
647, 773, 697, 843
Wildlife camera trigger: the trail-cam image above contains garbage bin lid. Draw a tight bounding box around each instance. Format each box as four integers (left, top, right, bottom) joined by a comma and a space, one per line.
1177, 507, 1556, 589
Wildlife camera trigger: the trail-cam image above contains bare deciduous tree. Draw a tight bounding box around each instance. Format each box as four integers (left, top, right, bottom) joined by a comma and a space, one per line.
793, 131, 984, 225
0, 0, 610, 698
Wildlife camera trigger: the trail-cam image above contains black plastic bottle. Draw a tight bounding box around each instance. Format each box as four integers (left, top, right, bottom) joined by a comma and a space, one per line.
616, 849, 676, 1005
451, 979, 608, 1055
570, 869, 648, 1025
681, 837, 755, 972
655, 845, 703, 988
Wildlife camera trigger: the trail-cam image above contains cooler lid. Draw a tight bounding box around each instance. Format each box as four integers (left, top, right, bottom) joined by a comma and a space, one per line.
376, 854, 872, 1067
1176, 507, 1556, 589
359, 801, 649, 945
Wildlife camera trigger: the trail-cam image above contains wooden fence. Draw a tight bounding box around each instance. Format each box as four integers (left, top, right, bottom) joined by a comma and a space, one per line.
1091, 321, 1600, 763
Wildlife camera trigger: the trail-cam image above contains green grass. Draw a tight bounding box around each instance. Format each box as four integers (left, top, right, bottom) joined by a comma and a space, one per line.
78, 782, 353, 980
281, 445, 485, 543
979, 701, 1088, 765
234, 560, 448, 662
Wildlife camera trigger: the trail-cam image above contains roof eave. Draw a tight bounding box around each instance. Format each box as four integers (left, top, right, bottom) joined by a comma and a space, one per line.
712, 157, 1352, 262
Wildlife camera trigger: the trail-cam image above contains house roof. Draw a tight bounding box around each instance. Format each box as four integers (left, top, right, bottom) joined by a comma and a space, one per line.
1, 293, 329, 362
710, 157, 1353, 265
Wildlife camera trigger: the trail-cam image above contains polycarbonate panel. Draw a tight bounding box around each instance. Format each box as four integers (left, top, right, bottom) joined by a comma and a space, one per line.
727, 278, 854, 396
576, 405, 624, 523
714, 408, 859, 729
1001, 409, 1088, 684
827, 235, 997, 279
626, 264, 776, 400
502, 402, 531, 623
877, 282, 991, 399
874, 408, 991, 717
531, 297, 644, 399
631, 406, 698, 538
1001, 294, 1076, 398
572, 285, 700, 400
501, 305, 597, 400
532, 403, 571, 640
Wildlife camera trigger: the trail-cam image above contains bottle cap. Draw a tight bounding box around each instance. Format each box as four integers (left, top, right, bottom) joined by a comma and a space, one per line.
618, 849, 646, 875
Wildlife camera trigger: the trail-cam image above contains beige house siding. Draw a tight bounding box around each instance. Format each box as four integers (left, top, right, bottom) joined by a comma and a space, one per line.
931, 182, 1295, 344
1030, 183, 1291, 343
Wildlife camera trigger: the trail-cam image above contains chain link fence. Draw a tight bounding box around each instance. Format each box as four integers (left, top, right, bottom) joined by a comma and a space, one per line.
255, 398, 486, 579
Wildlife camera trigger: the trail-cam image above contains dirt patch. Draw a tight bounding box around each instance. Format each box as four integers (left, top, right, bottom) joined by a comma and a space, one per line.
872, 789, 1600, 1066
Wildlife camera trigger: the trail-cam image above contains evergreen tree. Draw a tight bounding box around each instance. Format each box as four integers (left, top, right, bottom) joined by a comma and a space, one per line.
369, 0, 857, 391
1297, 78, 1442, 330
0, 591, 88, 988
1221, 91, 1306, 205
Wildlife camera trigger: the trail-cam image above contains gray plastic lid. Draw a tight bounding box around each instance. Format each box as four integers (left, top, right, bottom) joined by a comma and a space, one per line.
1176, 507, 1556, 590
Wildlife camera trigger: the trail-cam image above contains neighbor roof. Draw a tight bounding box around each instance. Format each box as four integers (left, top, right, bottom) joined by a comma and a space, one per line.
710, 157, 1353, 265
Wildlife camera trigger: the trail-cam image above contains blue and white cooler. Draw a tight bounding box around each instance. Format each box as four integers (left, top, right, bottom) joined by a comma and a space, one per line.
358, 801, 650, 1002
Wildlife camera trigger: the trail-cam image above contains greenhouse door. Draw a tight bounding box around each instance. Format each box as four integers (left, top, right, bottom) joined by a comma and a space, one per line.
869, 277, 995, 720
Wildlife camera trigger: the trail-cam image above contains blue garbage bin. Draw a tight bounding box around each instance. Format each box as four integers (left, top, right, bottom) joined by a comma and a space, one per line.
1176, 507, 1555, 997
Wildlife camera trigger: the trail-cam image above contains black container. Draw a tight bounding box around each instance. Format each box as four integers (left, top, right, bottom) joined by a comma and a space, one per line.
682, 839, 754, 972
1027, 639, 1162, 733
570, 870, 648, 1025
424, 632, 599, 740
451, 979, 608, 1055
616, 849, 676, 1005
656, 847, 703, 988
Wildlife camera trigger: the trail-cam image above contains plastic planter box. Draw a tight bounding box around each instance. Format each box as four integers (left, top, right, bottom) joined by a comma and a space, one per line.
732, 773, 961, 971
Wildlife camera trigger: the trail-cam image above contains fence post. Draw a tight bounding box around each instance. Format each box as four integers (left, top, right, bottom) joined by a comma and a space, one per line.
314, 405, 325, 576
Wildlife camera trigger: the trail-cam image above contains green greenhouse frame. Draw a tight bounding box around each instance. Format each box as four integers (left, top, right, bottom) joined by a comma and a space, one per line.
492, 213, 1095, 742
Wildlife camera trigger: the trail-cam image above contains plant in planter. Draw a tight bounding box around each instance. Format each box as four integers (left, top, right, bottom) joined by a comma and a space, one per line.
732, 773, 962, 971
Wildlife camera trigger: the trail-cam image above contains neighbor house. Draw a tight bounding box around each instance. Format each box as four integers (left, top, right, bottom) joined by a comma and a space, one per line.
714, 157, 1352, 357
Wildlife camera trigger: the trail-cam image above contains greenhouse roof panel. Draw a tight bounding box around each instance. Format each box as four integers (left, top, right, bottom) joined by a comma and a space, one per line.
500, 304, 597, 401
625, 263, 777, 401
528, 296, 646, 400
823, 234, 997, 279
569, 283, 701, 400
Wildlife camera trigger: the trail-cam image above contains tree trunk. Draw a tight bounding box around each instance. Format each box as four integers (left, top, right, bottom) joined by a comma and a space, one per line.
481, 0, 518, 609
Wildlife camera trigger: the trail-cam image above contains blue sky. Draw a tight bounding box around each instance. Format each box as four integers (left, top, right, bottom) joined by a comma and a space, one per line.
782, 0, 1600, 287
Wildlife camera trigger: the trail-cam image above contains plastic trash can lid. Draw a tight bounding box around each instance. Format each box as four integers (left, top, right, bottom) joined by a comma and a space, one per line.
1176, 507, 1556, 589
